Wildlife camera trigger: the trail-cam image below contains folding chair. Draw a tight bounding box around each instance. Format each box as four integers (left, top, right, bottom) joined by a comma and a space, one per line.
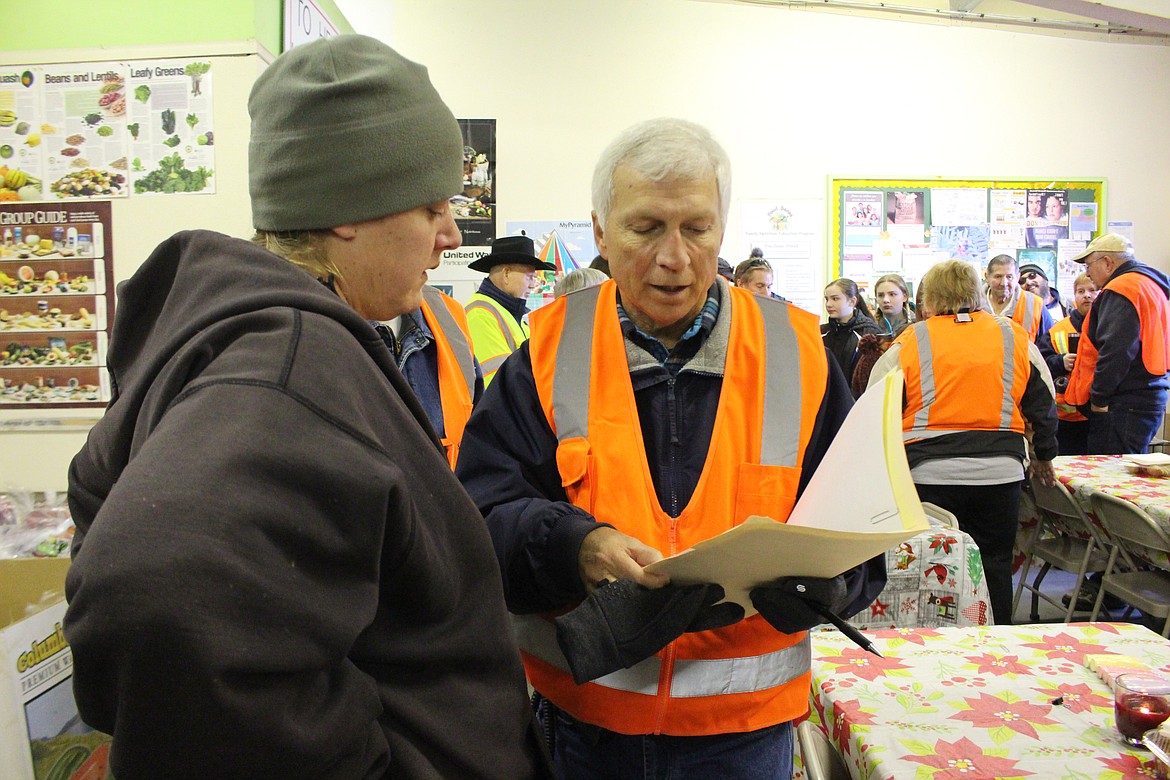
797, 720, 851, 780
1011, 480, 1110, 623
1089, 491, 1170, 638
922, 501, 958, 528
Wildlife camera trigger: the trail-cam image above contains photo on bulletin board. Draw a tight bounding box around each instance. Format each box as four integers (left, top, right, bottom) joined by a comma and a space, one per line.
1025, 189, 1069, 248
886, 190, 926, 226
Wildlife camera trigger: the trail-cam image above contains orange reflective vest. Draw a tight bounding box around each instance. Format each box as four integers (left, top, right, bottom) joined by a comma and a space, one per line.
1049, 317, 1087, 422
897, 312, 1031, 441
515, 280, 828, 736
420, 286, 476, 469
1010, 291, 1045, 341
1066, 272, 1170, 407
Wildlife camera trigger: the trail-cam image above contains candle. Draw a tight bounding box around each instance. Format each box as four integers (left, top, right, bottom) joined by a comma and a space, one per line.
1116, 693, 1170, 742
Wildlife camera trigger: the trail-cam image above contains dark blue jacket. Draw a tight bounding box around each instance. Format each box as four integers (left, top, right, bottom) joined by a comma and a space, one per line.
455, 305, 885, 617
372, 309, 484, 439
1084, 260, 1170, 409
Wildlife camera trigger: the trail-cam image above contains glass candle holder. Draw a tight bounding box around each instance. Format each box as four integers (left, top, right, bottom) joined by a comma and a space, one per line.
1115, 674, 1170, 747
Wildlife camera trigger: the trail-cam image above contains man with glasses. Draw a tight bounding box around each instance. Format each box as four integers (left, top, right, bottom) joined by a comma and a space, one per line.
1066, 233, 1170, 454
1019, 263, 1066, 322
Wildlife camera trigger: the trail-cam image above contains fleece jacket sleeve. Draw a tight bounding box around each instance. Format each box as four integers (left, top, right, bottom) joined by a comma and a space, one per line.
65, 382, 392, 780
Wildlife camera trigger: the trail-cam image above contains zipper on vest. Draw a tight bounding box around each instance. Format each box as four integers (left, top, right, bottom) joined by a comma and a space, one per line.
653, 640, 676, 735
667, 377, 681, 517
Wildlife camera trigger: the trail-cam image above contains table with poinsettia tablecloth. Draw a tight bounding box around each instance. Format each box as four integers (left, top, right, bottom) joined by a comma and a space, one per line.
809, 621, 1170, 779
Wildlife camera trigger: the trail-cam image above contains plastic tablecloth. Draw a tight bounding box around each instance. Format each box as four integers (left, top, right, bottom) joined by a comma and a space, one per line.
809, 621, 1170, 780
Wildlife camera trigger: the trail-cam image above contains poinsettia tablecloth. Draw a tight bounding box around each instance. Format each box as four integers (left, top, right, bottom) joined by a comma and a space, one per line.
809, 621, 1170, 780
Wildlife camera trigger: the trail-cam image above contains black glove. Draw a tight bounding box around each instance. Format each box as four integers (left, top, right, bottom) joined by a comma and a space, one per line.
750, 575, 848, 635
554, 580, 743, 684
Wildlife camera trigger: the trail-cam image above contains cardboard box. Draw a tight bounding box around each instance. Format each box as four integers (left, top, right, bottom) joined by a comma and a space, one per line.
1, 557, 111, 780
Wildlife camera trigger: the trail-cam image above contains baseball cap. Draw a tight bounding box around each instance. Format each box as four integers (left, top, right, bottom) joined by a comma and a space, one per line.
1070, 233, 1131, 263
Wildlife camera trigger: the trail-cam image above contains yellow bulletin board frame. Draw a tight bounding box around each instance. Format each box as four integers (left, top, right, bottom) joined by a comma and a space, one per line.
827, 177, 1106, 279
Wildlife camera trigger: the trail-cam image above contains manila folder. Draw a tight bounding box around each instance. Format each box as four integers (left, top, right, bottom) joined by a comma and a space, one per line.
645, 368, 926, 614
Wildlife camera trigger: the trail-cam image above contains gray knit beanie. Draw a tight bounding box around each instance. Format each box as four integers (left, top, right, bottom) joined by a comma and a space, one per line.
248, 35, 464, 231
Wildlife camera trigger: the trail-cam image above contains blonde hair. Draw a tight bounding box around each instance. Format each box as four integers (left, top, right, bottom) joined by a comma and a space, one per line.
921, 260, 983, 315
874, 273, 914, 321
251, 230, 341, 283
554, 267, 608, 297
1073, 272, 1095, 290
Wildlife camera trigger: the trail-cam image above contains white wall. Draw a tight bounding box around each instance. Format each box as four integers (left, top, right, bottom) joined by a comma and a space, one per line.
351, 0, 1170, 272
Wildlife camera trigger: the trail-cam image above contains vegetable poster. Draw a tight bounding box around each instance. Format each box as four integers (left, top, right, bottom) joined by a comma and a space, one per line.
125, 58, 215, 195
0, 58, 215, 204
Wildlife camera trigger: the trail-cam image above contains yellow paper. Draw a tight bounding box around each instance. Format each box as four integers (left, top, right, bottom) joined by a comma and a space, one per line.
645, 369, 926, 614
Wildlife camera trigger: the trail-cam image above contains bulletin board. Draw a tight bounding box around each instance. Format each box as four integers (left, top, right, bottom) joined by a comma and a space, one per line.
828, 177, 1106, 303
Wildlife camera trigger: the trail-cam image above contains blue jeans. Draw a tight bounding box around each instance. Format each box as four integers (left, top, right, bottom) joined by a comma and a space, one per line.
551, 708, 793, 780
1088, 402, 1165, 454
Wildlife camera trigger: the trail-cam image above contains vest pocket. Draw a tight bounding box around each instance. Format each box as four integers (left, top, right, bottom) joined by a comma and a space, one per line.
734, 463, 800, 525
556, 436, 594, 513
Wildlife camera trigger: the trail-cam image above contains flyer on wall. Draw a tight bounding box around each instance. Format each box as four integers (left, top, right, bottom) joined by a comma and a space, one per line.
1056, 238, 1089, 302
505, 219, 597, 308
930, 188, 987, 227
930, 224, 991, 269
126, 58, 216, 195
0, 201, 113, 406
738, 199, 824, 315
37, 62, 131, 201
453, 119, 495, 246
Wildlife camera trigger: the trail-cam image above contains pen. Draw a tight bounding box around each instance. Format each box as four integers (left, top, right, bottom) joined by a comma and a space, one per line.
814, 606, 883, 657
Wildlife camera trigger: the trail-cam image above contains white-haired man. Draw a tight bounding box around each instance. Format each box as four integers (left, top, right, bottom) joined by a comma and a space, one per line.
1067, 233, 1170, 453
456, 118, 884, 778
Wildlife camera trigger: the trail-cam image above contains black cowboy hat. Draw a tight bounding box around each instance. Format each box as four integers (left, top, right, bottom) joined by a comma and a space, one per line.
468, 235, 556, 273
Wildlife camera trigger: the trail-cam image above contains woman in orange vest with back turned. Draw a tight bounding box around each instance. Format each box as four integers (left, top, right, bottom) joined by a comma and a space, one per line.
868, 259, 1058, 625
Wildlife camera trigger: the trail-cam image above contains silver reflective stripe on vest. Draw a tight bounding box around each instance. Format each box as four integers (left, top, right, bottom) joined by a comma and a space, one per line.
421, 286, 475, 396
550, 284, 603, 441
755, 297, 802, 467
912, 321, 934, 431
1018, 295, 1035, 336
512, 614, 810, 697
671, 635, 811, 698
466, 300, 519, 352
995, 317, 1017, 428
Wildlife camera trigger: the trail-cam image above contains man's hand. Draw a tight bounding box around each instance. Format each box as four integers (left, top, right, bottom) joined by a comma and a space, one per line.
579, 526, 668, 592
1062, 353, 1076, 372
1030, 459, 1057, 488
1091, 404, 1109, 413
750, 576, 847, 634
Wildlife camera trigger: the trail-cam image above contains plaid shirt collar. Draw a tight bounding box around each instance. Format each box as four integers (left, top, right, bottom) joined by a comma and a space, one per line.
617, 283, 720, 372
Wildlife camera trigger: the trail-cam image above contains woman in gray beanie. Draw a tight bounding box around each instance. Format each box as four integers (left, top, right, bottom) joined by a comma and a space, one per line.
63, 35, 551, 780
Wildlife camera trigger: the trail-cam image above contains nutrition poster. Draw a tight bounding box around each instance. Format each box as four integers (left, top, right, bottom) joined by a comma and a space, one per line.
0, 201, 114, 407
125, 58, 216, 195
0, 58, 216, 204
